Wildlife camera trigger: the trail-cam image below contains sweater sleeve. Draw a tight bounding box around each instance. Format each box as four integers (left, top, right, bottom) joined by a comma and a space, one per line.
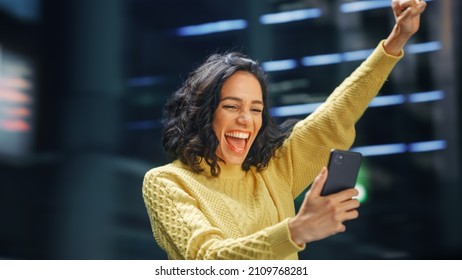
270, 41, 403, 198
142, 170, 304, 260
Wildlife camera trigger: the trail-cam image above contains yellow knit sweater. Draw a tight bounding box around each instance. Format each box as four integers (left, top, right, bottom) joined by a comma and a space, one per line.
143, 41, 402, 260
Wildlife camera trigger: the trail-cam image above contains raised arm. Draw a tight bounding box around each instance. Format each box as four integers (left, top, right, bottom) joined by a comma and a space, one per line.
288, 0, 427, 246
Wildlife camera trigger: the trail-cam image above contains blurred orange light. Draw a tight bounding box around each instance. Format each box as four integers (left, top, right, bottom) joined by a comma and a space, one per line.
1, 77, 31, 90
0, 88, 31, 103
4, 107, 31, 117
0, 119, 30, 132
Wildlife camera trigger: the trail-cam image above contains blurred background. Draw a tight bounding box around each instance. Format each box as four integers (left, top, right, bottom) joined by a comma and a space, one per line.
0, 0, 460, 260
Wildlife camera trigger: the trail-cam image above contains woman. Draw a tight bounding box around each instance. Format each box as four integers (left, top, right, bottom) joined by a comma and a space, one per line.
143, 0, 427, 259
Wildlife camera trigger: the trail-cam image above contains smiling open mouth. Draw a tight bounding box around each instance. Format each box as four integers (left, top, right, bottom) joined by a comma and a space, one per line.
224, 131, 249, 152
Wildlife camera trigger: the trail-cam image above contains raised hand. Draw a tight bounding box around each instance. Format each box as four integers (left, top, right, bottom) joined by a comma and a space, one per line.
385, 0, 427, 55
392, 0, 427, 37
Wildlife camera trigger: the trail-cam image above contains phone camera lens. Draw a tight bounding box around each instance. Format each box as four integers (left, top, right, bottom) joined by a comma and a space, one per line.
334, 154, 343, 165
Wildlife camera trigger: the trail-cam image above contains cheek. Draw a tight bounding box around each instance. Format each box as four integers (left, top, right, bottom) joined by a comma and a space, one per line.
255, 116, 263, 132
212, 111, 225, 137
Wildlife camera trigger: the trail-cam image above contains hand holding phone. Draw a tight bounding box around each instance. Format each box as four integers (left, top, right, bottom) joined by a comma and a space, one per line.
289, 152, 362, 244
321, 149, 362, 196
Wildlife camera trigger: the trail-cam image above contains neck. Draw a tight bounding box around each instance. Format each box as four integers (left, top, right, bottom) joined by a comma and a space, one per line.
217, 161, 246, 179
197, 158, 246, 179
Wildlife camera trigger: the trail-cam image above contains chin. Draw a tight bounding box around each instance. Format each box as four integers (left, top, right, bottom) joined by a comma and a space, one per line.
217, 149, 247, 166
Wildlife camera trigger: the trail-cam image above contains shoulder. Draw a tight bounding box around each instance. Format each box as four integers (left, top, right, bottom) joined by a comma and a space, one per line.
144, 161, 191, 184
142, 161, 190, 202
143, 160, 209, 193
143, 161, 213, 206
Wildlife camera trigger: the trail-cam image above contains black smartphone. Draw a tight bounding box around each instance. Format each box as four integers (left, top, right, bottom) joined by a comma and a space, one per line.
321, 149, 362, 196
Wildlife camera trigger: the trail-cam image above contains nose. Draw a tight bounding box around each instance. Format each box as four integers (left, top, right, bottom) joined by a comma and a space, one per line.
237, 110, 251, 126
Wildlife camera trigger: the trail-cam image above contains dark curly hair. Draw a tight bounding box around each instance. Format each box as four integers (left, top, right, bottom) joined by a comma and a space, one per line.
162, 52, 294, 176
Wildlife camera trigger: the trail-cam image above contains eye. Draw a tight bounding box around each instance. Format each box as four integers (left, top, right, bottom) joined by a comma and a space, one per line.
223, 105, 238, 111
251, 107, 263, 113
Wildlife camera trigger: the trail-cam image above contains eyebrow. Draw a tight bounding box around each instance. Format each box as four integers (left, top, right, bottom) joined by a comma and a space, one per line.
220, 96, 264, 105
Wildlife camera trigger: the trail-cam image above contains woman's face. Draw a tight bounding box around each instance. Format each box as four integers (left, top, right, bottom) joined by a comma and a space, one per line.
213, 71, 263, 166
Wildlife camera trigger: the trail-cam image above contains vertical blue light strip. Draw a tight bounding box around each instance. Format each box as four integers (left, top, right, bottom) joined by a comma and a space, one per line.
343, 49, 374, 62
368, 95, 406, 107
301, 53, 343, 66
350, 140, 447, 156
270, 90, 444, 118
340, 1, 390, 13
406, 41, 442, 54
408, 140, 447, 153
260, 8, 322, 24
341, 0, 433, 13
262, 59, 298, 72
270, 102, 322, 117
301, 41, 440, 68
350, 143, 407, 156
176, 19, 248, 36
408, 91, 445, 103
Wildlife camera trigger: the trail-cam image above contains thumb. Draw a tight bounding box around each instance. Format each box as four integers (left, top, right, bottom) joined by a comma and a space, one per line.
308, 167, 328, 197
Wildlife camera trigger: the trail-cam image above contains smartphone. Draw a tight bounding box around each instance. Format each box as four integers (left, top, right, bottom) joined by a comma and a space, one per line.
321, 149, 362, 196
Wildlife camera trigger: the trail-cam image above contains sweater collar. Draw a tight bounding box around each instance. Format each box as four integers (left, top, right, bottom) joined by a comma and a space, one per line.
217, 162, 247, 179
198, 158, 247, 179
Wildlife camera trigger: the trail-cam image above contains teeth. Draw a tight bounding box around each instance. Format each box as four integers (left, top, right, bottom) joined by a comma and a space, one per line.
225, 132, 249, 139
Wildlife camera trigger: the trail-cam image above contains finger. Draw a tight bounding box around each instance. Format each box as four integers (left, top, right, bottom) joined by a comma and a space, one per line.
393, 0, 414, 13
397, 0, 416, 9
329, 187, 359, 203
308, 167, 328, 197
339, 209, 359, 223
333, 224, 346, 234
404, 2, 426, 16
338, 198, 360, 213
414, 1, 427, 14
395, 3, 422, 28
394, 0, 426, 18
395, 4, 413, 21
396, 0, 426, 18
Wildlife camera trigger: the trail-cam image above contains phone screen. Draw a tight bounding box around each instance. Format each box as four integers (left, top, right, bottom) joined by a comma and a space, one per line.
321, 150, 362, 196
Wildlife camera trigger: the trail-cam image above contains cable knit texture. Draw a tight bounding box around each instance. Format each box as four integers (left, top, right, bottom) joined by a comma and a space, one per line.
143, 41, 402, 260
